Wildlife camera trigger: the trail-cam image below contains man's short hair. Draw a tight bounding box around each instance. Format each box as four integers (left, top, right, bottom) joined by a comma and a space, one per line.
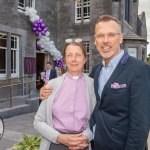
46, 62, 52, 65
96, 14, 121, 26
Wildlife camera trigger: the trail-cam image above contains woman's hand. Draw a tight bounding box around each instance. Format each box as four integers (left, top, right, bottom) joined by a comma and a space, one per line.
68, 134, 89, 150
57, 133, 89, 149
40, 84, 53, 100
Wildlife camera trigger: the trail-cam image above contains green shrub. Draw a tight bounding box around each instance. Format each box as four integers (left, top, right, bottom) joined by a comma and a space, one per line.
12, 134, 41, 150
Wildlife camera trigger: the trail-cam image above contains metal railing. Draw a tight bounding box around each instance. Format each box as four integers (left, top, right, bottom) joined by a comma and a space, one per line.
0, 77, 40, 108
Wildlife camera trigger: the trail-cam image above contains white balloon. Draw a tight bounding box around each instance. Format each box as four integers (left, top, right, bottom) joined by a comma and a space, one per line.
25, 7, 63, 61
46, 37, 50, 41
37, 40, 41, 44
30, 17, 36, 22
50, 41, 54, 45
45, 31, 50, 36
34, 15, 40, 20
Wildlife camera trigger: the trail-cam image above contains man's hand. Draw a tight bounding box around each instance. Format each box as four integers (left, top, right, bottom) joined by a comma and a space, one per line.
57, 133, 89, 149
68, 134, 89, 150
40, 84, 53, 100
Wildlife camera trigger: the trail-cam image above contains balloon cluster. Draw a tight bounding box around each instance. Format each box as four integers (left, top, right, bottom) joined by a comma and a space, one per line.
32, 19, 48, 36
25, 7, 64, 69
55, 59, 64, 68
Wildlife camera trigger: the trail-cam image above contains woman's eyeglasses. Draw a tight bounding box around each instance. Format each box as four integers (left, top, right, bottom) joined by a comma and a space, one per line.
65, 38, 82, 43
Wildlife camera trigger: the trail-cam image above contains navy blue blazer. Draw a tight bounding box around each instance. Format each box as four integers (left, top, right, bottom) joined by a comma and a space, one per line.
89, 51, 150, 150
44, 69, 57, 81
48, 69, 57, 80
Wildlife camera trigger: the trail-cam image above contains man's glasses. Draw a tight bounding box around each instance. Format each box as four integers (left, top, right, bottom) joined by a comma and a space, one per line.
94, 32, 121, 41
65, 38, 82, 43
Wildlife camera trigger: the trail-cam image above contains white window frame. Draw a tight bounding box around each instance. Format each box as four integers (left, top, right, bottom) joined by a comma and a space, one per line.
75, 0, 90, 23
75, 1, 82, 23
0, 33, 7, 78
83, 0, 90, 22
18, 0, 26, 12
29, 0, 35, 8
18, 0, 35, 13
83, 41, 90, 73
0, 33, 19, 78
11, 35, 19, 77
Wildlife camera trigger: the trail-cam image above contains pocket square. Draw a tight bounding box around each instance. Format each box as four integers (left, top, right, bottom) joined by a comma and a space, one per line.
111, 82, 127, 89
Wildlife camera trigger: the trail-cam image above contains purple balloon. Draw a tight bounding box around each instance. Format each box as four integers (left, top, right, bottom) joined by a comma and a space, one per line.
37, 44, 41, 49
38, 27, 42, 32
33, 27, 37, 32
33, 23, 38, 27
41, 23, 46, 28
39, 19, 44, 23
35, 31, 39, 36
41, 31, 46, 36
43, 27, 48, 32
36, 20, 40, 24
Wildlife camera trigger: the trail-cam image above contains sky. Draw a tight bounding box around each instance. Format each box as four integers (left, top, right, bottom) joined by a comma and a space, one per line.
139, 0, 150, 55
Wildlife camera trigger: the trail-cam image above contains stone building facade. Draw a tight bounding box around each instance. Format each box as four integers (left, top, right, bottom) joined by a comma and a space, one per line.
0, 0, 148, 97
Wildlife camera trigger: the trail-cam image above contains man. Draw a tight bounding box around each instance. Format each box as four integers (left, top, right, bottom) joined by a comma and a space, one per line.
89, 15, 150, 150
40, 15, 150, 150
39, 62, 57, 104
43, 62, 57, 84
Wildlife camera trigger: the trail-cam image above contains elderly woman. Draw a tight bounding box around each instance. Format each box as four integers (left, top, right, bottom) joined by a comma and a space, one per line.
34, 39, 96, 150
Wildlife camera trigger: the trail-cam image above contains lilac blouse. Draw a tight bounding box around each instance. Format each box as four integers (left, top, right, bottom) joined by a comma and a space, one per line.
52, 73, 89, 133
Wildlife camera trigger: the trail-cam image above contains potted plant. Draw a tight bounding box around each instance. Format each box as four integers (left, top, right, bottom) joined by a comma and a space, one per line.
12, 134, 41, 150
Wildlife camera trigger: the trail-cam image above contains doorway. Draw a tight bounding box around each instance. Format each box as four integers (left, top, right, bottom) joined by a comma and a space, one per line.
36, 53, 45, 89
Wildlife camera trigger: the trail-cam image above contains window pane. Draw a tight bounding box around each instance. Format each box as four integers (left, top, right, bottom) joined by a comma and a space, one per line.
77, 1, 81, 7
0, 48, 6, 73
83, 42, 90, 73
11, 37, 14, 48
29, 0, 35, 8
11, 35, 19, 76
83, 0, 90, 20
0, 33, 7, 74
29, 0, 32, 7
77, 8, 81, 18
18, 0, 25, 7
84, 0, 90, 6
0, 34, 7, 47
11, 36, 17, 49
18, 0, 25, 11
75, 0, 82, 22
11, 50, 16, 73
125, 0, 130, 22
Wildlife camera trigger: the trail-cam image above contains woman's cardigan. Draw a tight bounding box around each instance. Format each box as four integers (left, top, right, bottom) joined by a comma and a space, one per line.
34, 73, 96, 150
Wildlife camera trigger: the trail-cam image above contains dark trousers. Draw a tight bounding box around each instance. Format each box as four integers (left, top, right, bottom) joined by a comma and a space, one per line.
49, 143, 89, 150
49, 143, 68, 150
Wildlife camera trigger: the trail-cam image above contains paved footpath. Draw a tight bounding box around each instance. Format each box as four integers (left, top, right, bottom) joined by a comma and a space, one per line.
0, 113, 150, 150
0, 113, 38, 150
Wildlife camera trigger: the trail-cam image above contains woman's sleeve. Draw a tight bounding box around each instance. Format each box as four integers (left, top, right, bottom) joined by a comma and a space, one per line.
82, 79, 96, 142
82, 122, 93, 142
33, 100, 60, 144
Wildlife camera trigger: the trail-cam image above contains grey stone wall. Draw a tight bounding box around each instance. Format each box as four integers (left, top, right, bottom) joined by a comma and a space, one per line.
0, 0, 148, 98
